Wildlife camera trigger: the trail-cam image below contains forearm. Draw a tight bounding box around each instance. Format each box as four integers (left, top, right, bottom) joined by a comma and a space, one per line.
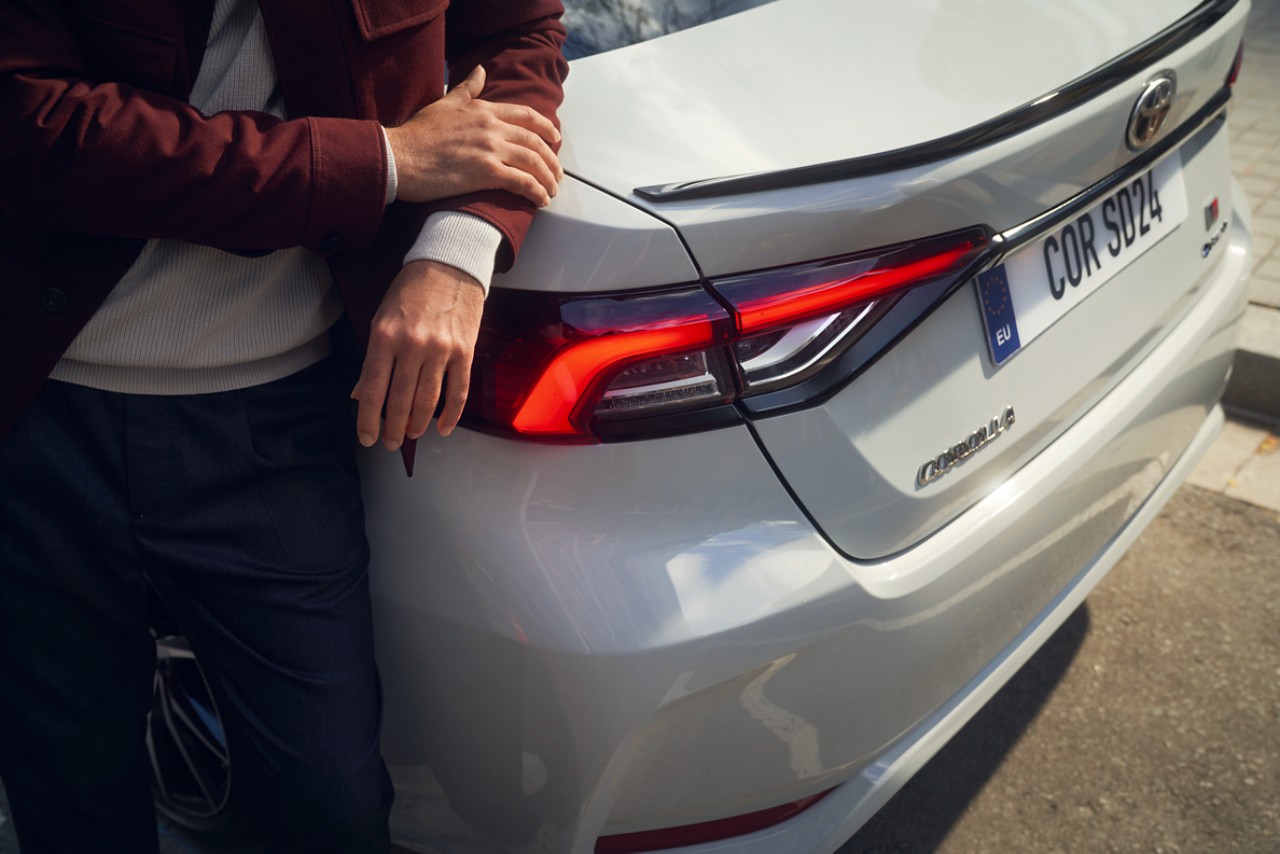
437, 1, 568, 271
0, 1, 388, 251
352, 1, 568, 455
381, 127, 502, 291
1, 86, 387, 251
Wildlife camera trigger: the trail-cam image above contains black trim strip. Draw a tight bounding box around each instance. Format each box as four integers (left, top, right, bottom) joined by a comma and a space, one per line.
634, 0, 1239, 202
997, 87, 1229, 254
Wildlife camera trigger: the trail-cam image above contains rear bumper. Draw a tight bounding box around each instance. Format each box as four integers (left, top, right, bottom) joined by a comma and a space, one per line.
361, 196, 1251, 853
733, 402, 1230, 854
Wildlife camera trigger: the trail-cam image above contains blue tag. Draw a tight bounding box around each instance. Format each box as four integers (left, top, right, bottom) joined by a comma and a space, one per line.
977, 266, 1021, 365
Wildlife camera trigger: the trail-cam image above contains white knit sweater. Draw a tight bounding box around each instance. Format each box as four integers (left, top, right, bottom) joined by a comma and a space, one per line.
51, 0, 502, 395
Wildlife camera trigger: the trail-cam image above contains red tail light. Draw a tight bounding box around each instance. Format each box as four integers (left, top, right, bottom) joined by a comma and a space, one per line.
508, 298, 733, 436
1227, 38, 1244, 87
470, 287, 737, 440
726, 242, 978, 334
466, 228, 993, 442
713, 231, 990, 400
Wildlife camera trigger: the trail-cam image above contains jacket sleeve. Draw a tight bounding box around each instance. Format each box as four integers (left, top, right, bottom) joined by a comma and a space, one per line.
0, 0, 389, 253
436, 0, 569, 272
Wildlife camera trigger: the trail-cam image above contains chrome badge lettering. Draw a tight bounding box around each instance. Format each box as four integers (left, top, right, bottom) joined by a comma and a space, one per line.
1202, 220, 1228, 258
1202, 199, 1227, 258
917, 406, 1016, 487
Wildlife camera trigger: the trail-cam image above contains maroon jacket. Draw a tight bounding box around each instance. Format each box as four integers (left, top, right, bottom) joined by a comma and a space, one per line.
0, 0, 567, 441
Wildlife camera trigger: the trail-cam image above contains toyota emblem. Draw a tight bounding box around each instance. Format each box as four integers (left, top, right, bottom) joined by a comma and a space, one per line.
1127, 73, 1176, 151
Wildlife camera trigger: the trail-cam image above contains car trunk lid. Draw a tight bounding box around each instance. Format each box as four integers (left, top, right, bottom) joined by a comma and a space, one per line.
560, 0, 1207, 211
558, 0, 1248, 559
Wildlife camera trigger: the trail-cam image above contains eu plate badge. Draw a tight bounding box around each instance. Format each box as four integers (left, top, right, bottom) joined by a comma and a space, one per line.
977, 266, 1021, 365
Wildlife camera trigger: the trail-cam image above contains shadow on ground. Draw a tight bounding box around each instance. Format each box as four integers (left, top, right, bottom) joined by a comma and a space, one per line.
839, 605, 1092, 853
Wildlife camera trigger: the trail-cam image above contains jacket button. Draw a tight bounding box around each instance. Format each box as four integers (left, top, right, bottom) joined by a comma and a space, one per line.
41, 288, 68, 313
320, 234, 347, 254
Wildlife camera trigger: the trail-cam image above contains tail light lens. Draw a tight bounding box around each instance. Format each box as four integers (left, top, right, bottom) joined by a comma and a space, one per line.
466, 227, 994, 442
470, 286, 737, 440
715, 233, 985, 400
1227, 38, 1244, 87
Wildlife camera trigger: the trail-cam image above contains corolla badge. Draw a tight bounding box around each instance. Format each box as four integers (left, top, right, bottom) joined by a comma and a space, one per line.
917, 406, 1016, 487
1127, 73, 1176, 151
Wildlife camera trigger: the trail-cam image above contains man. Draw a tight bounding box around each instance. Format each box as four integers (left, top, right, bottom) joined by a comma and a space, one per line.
0, 1, 567, 851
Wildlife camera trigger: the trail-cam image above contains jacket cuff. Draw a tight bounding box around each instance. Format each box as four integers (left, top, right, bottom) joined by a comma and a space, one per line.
303, 116, 388, 253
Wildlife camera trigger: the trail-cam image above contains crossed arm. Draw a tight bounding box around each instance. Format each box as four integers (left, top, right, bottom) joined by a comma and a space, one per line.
354, 66, 564, 451
0, 1, 567, 454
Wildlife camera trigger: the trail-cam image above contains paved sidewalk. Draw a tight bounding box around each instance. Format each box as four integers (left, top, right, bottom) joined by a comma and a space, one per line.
1224, 0, 1280, 416
1190, 413, 1280, 514
1198, 0, 1280, 518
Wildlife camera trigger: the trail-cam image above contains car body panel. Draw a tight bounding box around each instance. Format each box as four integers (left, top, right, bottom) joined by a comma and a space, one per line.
364, 191, 1250, 852
491, 176, 700, 294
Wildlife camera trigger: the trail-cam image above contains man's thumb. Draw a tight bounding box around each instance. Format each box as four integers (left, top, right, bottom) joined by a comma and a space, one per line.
453, 65, 486, 100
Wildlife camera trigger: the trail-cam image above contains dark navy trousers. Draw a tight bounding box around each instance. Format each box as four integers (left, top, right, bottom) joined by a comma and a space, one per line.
0, 355, 393, 852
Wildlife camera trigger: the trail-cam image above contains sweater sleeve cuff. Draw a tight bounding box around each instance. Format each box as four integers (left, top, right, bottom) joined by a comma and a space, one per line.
380, 126, 398, 206
403, 212, 503, 295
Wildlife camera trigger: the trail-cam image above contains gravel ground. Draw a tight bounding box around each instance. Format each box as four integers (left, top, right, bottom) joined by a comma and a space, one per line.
841, 486, 1280, 853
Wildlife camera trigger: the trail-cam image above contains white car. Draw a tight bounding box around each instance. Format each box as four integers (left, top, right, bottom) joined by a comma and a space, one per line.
148, 0, 1254, 851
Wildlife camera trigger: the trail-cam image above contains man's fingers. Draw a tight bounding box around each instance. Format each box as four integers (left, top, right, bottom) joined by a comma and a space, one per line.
351, 350, 394, 447
406, 368, 445, 440
503, 141, 560, 198
436, 360, 472, 437
504, 124, 563, 182
489, 100, 561, 146
389, 71, 562, 205
356, 263, 484, 449
495, 165, 551, 207
380, 359, 423, 451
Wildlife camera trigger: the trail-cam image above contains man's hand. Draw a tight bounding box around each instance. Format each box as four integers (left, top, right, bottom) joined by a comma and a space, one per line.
385, 65, 563, 208
351, 260, 485, 451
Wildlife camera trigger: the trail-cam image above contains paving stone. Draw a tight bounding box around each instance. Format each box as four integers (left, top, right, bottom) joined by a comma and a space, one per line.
1252, 214, 1280, 240
1239, 304, 1280, 354
1252, 236, 1276, 264
1187, 419, 1271, 492
1237, 131, 1278, 148
1232, 143, 1266, 161
1249, 275, 1280, 308
1257, 256, 1280, 280
1251, 114, 1280, 134
1241, 176, 1278, 207
1239, 81, 1277, 93
1230, 110, 1265, 132
1225, 432, 1280, 513
1247, 160, 1280, 181
1260, 145, 1280, 163
1233, 152, 1266, 174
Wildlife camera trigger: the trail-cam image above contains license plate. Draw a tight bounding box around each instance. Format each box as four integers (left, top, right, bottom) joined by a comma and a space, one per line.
976, 154, 1188, 365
